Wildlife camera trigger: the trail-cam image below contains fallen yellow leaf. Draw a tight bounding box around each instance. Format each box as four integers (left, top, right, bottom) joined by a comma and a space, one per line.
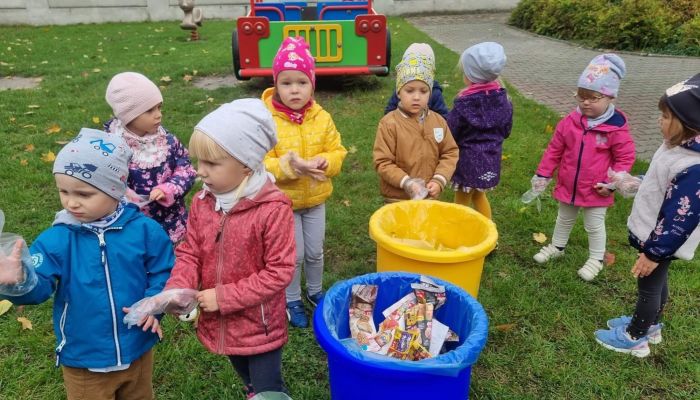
347, 145, 357, 154
41, 151, 56, 163
46, 123, 61, 134
183, 74, 193, 82
25, 143, 35, 152
22, 124, 36, 128
17, 316, 33, 330
0, 300, 12, 316
20, 159, 29, 166
160, 76, 172, 83
532, 232, 547, 244
55, 140, 69, 145
27, 104, 40, 109
518, 206, 527, 213
501, 154, 511, 160
544, 124, 554, 134
495, 323, 517, 332
92, 116, 100, 124
341, 199, 351, 207
9, 117, 16, 122
92, 68, 101, 73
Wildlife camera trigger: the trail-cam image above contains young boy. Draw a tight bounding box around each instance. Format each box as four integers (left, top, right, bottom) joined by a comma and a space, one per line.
0, 128, 173, 400
373, 44, 458, 202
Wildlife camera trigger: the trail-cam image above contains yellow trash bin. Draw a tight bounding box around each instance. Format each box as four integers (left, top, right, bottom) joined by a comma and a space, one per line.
368, 200, 498, 298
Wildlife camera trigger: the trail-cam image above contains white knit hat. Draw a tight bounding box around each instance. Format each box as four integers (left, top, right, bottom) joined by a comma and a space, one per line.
460, 42, 506, 84
195, 99, 277, 170
105, 72, 163, 125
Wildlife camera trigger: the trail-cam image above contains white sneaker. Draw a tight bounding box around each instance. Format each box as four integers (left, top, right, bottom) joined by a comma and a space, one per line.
533, 244, 565, 264
578, 258, 604, 281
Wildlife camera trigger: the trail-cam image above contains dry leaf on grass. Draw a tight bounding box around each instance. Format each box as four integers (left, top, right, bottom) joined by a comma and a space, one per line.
604, 251, 615, 266
532, 232, 547, 243
25, 144, 35, 152
160, 76, 172, 83
17, 316, 33, 330
46, 123, 61, 134
495, 323, 517, 332
0, 300, 12, 316
92, 116, 100, 124
347, 145, 357, 154
19, 159, 28, 166
501, 154, 511, 160
55, 140, 69, 145
27, 104, 40, 109
41, 151, 56, 163
183, 74, 193, 82
544, 124, 554, 134
341, 199, 351, 207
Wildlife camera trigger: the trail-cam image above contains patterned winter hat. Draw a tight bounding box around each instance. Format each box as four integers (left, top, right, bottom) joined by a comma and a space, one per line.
273, 36, 316, 87
577, 54, 626, 98
53, 128, 132, 200
665, 73, 700, 132
395, 43, 435, 93
460, 42, 506, 84
195, 99, 278, 170
105, 72, 163, 125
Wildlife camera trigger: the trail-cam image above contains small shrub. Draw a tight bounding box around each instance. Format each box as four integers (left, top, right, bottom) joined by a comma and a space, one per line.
597, 0, 677, 51
677, 16, 700, 55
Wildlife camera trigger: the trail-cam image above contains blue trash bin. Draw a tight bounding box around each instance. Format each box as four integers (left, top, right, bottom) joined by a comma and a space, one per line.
313, 272, 488, 399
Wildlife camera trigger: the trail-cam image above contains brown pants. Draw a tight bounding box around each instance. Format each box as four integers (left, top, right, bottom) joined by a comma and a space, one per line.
62, 350, 154, 400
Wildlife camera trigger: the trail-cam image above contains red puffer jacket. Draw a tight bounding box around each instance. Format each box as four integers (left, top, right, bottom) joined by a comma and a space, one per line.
165, 180, 296, 356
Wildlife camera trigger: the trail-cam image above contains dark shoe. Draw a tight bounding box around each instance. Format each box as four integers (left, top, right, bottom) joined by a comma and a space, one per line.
306, 290, 325, 307
286, 300, 308, 328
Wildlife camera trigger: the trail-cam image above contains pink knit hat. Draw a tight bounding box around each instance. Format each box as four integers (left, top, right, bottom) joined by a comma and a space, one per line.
105, 72, 163, 125
272, 37, 316, 87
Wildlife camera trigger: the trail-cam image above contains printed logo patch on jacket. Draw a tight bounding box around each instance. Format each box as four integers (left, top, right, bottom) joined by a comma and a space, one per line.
434, 128, 444, 143
31, 253, 43, 269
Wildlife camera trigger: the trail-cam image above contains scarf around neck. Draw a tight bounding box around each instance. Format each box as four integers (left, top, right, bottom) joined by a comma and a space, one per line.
272, 97, 313, 124
108, 119, 169, 169
459, 81, 502, 97
578, 104, 616, 129
199, 167, 269, 213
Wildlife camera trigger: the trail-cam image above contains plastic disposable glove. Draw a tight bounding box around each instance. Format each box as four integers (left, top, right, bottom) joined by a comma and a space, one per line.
0, 210, 38, 296
404, 177, 429, 200
606, 168, 642, 198
521, 175, 551, 203
123, 288, 199, 328
288, 152, 327, 181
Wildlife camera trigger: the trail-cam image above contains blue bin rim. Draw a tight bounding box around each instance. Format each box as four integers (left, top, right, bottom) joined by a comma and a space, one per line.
313, 272, 489, 377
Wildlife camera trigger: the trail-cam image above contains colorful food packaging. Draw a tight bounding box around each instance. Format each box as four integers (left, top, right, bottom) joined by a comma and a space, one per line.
386, 329, 417, 360
349, 284, 378, 346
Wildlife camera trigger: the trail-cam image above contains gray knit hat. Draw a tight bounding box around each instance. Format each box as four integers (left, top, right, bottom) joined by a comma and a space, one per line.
460, 42, 506, 84
194, 99, 277, 169
578, 54, 626, 98
53, 128, 132, 199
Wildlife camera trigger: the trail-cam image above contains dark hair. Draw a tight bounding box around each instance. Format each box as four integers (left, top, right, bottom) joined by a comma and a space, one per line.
658, 94, 700, 147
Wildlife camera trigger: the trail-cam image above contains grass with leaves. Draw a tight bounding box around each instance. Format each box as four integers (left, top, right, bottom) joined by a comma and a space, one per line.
0, 16, 699, 400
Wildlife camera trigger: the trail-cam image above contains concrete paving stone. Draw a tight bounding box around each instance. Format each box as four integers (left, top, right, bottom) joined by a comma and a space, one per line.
408, 13, 700, 160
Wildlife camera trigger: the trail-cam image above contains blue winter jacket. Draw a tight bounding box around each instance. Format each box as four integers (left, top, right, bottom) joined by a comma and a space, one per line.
1, 205, 174, 368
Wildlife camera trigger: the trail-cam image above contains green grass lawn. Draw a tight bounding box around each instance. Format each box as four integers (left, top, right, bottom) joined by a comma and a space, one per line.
0, 17, 699, 400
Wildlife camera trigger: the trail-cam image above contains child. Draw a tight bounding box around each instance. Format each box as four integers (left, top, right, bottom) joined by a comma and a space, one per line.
384, 43, 449, 118
163, 99, 296, 397
528, 54, 636, 281
595, 74, 700, 358
105, 72, 197, 244
261, 37, 347, 328
373, 43, 459, 202
0, 129, 174, 400
447, 42, 513, 218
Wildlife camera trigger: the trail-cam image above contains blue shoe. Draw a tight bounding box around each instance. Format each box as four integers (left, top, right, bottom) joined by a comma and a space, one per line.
607, 315, 662, 344
286, 300, 308, 328
595, 325, 650, 358
306, 290, 325, 307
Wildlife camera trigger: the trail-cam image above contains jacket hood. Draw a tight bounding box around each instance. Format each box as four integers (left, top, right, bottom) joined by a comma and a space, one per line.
568, 108, 629, 133
262, 87, 321, 121
452, 89, 511, 130
198, 179, 291, 214
52, 203, 141, 228
680, 136, 700, 153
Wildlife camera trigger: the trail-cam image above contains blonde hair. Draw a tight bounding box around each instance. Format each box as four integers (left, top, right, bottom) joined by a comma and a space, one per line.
659, 96, 700, 147
188, 129, 230, 161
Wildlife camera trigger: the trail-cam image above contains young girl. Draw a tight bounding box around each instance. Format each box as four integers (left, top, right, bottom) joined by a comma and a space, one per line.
528, 54, 636, 281
595, 74, 700, 358
0, 129, 173, 400
105, 72, 197, 243
164, 99, 296, 397
447, 42, 513, 218
262, 37, 347, 329
384, 43, 449, 118
373, 43, 459, 202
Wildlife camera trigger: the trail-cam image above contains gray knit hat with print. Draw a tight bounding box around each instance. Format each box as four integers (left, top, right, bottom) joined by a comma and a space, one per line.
578, 54, 626, 98
460, 42, 506, 84
194, 98, 278, 169
53, 128, 132, 199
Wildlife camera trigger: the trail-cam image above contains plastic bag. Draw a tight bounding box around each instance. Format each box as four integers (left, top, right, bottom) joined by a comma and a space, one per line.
125, 189, 153, 208
404, 177, 429, 200
606, 168, 642, 198
521, 175, 551, 212
123, 288, 198, 328
0, 210, 38, 296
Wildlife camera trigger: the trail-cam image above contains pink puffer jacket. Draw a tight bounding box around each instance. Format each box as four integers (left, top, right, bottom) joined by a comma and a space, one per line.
537, 109, 636, 207
165, 180, 296, 356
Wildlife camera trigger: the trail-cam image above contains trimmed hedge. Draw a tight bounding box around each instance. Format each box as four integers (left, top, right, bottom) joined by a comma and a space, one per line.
509, 0, 700, 56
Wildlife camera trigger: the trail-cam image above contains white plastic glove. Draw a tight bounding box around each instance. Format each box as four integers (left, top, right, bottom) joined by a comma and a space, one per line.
606, 168, 642, 198
521, 175, 551, 203
403, 177, 429, 200
123, 288, 199, 328
288, 151, 327, 181
0, 210, 38, 296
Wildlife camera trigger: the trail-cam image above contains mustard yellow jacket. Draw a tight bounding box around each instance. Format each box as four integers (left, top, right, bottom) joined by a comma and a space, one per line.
262, 88, 347, 210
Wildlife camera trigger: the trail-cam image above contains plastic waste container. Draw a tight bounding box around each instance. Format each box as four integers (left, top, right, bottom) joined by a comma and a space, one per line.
313, 272, 488, 399
369, 200, 497, 298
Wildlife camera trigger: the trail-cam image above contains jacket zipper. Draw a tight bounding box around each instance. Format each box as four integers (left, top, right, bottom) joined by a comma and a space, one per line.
215, 213, 229, 353
55, 302, 69, 367
571, 116, 591, 204
95, 228, 124, 366
260, 303, 269, 336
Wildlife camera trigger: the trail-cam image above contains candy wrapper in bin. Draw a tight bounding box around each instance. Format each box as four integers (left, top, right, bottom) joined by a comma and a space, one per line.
123, 288, 199, 328
0, 210, 38, 296
349, 284, 378, 346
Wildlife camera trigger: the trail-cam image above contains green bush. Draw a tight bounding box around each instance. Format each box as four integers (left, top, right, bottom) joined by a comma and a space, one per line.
509, 0, 700, 56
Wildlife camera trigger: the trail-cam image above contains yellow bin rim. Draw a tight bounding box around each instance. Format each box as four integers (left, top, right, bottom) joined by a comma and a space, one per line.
368, 200, 498, 263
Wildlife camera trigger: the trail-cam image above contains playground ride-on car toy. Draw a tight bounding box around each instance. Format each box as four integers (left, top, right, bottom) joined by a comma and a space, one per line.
232, 0, 391, 80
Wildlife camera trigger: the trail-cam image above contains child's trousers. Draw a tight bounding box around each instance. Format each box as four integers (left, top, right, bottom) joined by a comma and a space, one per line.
286, 203, 325, 303
454, 190, 492, 219
552, 202, 607, 260
229, 346, 286, 394
628, 259, 670, 339
62, 349, 153, 400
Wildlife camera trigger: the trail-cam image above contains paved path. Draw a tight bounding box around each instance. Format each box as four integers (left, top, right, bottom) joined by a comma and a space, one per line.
408, 13, 700, 160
